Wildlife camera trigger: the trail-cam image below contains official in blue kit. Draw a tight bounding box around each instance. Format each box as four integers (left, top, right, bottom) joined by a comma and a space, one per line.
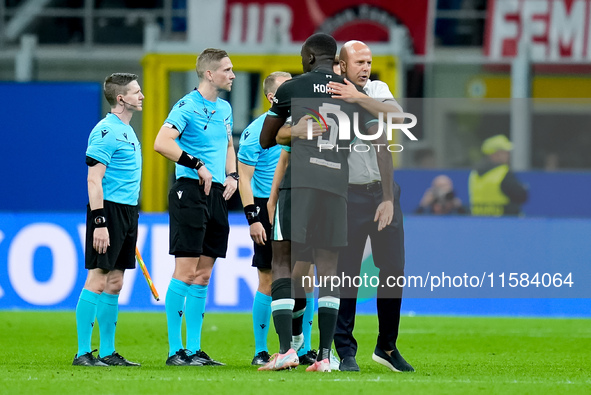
73, 73, 143, 367
237, 71, 291, 366
154, 48, 238, 366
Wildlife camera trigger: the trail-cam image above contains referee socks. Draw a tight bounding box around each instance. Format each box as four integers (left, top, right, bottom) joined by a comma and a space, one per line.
96, 292, 119, 357
186, 284, 208, 354
302, 292, 315, 355
75, 288, 100, 357
253, 291, 272, 354
166, 278, 190, 357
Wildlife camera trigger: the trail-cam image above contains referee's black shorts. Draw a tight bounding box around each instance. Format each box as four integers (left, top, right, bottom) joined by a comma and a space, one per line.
169, 178, 230, 259
251, 197, 272, 270
85, 200, 138, 271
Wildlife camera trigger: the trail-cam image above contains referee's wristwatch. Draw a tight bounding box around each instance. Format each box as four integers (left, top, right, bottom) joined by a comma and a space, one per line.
227, 171, 239, 181
94, 216, 107, 227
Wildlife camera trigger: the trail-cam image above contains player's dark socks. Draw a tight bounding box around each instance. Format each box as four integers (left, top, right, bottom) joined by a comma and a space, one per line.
317, 296, 340, 361
319, 347, 331, 361
272, 278, 295, 354
291, 297, 306, 336
292, 313, 304, 336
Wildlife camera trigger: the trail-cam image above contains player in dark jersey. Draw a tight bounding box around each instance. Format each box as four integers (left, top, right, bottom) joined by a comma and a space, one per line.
258, 33, 393, 372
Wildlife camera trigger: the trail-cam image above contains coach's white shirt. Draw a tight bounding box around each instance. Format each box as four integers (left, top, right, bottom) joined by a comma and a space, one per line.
348, 79, 401, 185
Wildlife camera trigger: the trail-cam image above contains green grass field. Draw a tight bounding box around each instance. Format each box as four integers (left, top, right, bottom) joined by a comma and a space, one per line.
0, 311, 589, 394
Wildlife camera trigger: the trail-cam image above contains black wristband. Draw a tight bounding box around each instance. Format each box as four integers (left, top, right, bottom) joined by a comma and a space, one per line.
244, 204, 261, 225
227, 171, 239, 181
178, 151, 204, 170
91, 208, 107, 228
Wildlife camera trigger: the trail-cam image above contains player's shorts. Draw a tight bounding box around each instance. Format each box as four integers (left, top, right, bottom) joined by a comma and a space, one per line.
252, 197, 273, 270
85, 200, 138, 271
273, 188, 291, 242
169, 178, 230, 259
277, 187, 347, 249
292, 243, 314, 263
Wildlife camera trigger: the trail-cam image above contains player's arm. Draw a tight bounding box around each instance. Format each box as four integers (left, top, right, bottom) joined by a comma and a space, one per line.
276, 115, 324, 146
87, 161, 109, 254
260, 115, 286, 149
372, 125, 395, 231
267, 149, 289, 224
238, 161, 266, 245
154, 124, 212, 195
328, 79, 403, 122
223, 137, 238, 200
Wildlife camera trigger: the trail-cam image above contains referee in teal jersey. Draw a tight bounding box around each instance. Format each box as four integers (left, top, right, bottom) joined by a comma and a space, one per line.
154, 48, 238, 367
73, 73, 143, 367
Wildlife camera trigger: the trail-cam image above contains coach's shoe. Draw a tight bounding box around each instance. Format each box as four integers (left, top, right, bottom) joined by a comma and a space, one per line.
99, 352, 141, 366
292, 333, 304, 353
166, 349, 203, 366
298, 349, 317, 365
305, 358, 331, 372
372, 347, 414, 372
72, 350, 108, 367
190, 350, 225, 366
339, 356, 360, 372
251, 351, 271, 366
258, 349, 299, 371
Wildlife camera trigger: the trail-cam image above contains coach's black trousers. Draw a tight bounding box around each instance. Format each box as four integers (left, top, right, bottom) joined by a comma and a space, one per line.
334, 181, 405, 358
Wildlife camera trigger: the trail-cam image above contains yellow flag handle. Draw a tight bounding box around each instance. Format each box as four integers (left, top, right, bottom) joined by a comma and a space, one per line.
135, 246, 160, 301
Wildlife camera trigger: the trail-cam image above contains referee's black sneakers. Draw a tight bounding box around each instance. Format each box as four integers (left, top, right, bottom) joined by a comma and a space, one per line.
251, 351, 271, 366
298, 349, 318, 365
372, 346, 414, 372
190, 350, 225, 366
99, 352, 141, 366
166, 349, 203, 366
72, 350, 108, 367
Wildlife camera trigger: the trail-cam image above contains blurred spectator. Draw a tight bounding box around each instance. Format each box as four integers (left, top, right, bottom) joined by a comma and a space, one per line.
469, 135, 528, 216
415, 175, 468, 215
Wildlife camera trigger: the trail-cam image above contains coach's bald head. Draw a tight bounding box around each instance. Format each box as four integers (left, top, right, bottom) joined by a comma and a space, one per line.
339, 40, 372, 87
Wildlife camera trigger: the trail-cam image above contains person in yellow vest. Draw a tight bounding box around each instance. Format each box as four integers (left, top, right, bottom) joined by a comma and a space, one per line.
469, 135, 528, 216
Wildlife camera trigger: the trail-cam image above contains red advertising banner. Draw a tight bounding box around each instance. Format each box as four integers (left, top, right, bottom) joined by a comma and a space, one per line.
222, 0, 429, 54
485, 0, 591, 60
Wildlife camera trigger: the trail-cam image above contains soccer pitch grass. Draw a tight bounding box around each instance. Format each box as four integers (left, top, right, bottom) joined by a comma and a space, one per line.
0, 312, 589, 394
